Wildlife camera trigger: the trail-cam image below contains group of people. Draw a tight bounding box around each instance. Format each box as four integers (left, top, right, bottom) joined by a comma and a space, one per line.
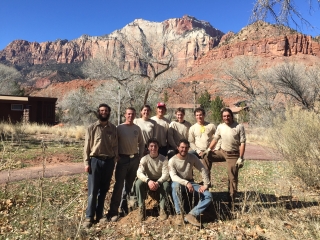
82, 102, 246, 228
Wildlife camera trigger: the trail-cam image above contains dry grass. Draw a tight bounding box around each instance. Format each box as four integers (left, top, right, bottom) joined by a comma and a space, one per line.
0, 160, 319, 239
0, 122, 86, 140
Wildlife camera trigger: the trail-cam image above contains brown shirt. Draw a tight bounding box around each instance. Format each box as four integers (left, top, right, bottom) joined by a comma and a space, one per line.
83, 120, 118, 166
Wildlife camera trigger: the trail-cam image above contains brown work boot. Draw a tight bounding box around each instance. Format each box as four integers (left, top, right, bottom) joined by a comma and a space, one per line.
82, 218, 93, 229
184, 214, 201, 227
159, 208, 167, 221
175, 214, 184, 226
138, 206, 145, 221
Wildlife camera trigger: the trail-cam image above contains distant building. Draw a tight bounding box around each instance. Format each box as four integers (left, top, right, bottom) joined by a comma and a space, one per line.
0, 95, 57, 124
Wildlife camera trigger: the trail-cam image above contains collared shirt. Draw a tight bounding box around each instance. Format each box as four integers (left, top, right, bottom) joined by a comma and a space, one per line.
214, 121, 246, 151
117, 123, 144, 158
136, 154, 169, 183
83, 120, 118, 166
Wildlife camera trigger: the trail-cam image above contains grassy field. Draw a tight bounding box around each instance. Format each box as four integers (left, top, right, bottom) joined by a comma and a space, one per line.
0, 160, 319, 239
0, 121, 319, 239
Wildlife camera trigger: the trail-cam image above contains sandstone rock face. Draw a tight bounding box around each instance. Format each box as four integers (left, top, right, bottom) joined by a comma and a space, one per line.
0, 15, 223, 71
195, 34, 320, 66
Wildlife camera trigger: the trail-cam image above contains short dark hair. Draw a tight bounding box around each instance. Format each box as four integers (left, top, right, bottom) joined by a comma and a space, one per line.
178, 138, 190, 147
175, 107, 185, 115
140, 104, 151, 117
194, 107, 205, 116
98, 103, 111, 112
221, 108, 234, 120
140, 104, 151, 112
125, 107, 136, 114
147, 138, 159, 147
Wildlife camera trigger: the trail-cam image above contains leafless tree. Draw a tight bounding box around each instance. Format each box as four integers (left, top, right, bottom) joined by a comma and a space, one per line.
81, 26, 182, 106
251, 0, 320, 28
217, 56, 277, 111
0, 64, 22, 95
268, 61, 320, 110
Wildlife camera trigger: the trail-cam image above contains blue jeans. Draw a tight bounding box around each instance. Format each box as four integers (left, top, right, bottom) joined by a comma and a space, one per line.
171, 181, 212, 217
109, 154, 140, 216
86, 157, 115, 220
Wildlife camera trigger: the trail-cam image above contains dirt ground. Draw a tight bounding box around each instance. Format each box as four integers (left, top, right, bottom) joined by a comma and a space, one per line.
0, 143, 281, 184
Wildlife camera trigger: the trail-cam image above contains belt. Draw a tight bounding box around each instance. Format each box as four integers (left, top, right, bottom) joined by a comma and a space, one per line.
119, 153, 138, 158
91, 156, 114, 160
221, 149, 239, 155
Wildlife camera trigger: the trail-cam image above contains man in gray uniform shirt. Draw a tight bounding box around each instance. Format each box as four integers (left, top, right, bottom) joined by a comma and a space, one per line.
135, 138, 170, 221
83, 103, 118, 228
108, 107, 144, 222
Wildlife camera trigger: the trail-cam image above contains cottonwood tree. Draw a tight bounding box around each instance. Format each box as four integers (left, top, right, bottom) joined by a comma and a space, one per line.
82, 27, 182, 107
216, 56, 280, 126
251, 0, 320, 28
0, 64, 23, 95
267, 61, 320, 110
217, 56, 277, 111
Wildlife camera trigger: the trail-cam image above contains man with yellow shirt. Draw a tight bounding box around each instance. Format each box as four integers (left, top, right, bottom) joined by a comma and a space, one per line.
188, 107, 216, 158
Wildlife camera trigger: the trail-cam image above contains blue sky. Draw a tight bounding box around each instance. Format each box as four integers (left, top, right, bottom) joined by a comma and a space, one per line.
1, 0, 319, 50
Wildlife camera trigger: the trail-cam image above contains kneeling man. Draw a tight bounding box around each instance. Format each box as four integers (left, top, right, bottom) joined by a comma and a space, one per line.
135, 138, 170, 221
169, 139, 212, 227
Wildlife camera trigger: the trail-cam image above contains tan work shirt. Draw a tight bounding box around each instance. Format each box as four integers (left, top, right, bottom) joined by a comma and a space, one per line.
168, 120, 192, 149
168, 153, 211, 188
133, 118, 156, 146
151, 116, 170, 147
83, 120, 118, 166
117, 123, 144, 158
136, 154, 169, 183
188, 122, 216, 154
214, 122, 246, 152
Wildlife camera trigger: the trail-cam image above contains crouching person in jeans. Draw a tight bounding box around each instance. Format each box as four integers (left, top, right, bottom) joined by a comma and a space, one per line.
168, 139, 212, 227
135, 138, 170, 221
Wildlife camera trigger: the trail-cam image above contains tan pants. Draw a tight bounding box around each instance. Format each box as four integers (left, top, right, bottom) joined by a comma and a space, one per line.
202, 150, 239, 198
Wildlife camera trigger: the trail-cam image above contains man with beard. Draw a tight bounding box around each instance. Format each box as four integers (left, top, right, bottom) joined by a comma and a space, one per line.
83, 103, 118, 228
169, 139, 212, 227
108, 107, 144, 221
206, 108, 246, 209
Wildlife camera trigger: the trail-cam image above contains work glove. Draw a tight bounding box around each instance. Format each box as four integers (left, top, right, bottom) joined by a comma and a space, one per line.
236, 157, 244, 168
202, 148, 211, 159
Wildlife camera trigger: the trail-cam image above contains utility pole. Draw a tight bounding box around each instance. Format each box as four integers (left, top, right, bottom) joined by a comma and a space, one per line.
117, 86, 121, 125
192, 81, 198, 111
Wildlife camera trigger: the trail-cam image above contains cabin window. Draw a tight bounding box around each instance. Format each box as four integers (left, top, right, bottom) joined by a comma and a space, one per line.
11, 104, 23, 111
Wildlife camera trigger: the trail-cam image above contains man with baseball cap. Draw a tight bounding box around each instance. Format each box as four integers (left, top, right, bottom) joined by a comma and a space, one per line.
151, 102, 170, 156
